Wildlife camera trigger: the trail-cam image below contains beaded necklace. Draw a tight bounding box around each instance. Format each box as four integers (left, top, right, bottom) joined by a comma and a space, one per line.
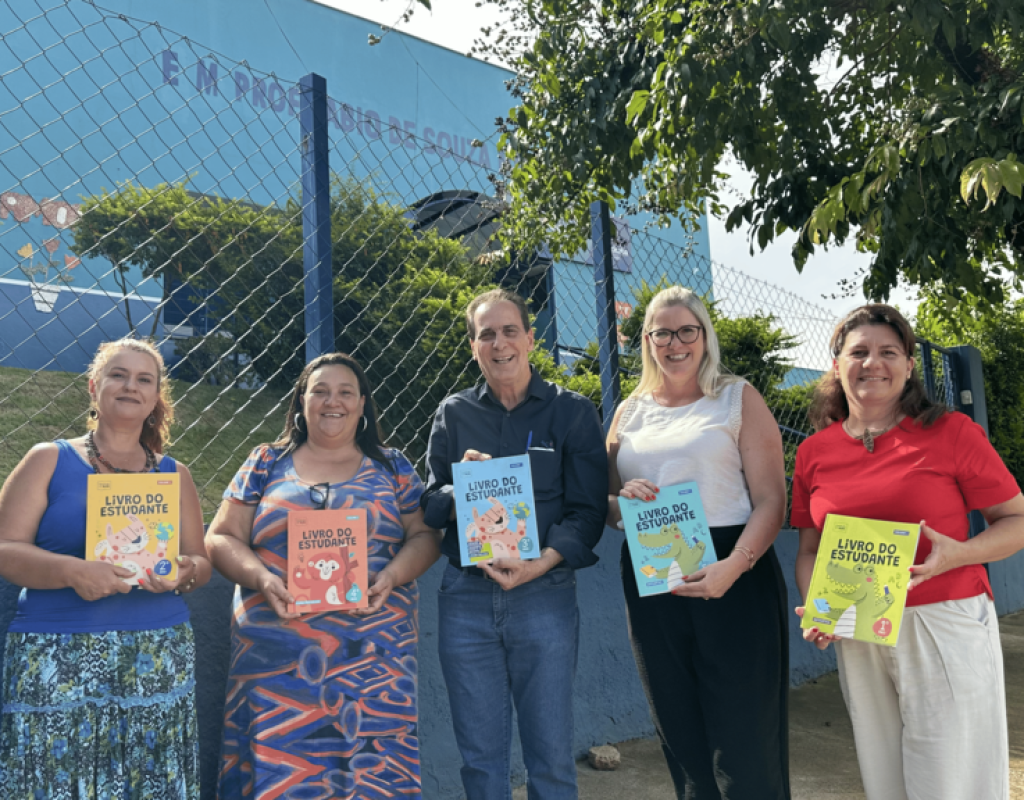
86, 429, 157, 473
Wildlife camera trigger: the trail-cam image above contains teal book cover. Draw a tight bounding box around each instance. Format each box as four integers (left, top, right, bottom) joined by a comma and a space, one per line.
621, 482, 717, 596
452, 455, 541, 564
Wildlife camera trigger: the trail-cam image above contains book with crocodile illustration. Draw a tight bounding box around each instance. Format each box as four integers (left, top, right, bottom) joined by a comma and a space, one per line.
85, 473, 180, 586
453, 455, 541, 564
801, 514, 921, 646
287, 508, 368, 614
620, 482, 716, 596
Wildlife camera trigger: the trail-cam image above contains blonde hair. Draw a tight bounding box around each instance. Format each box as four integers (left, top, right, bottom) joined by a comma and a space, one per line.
87, 338, 173, 453
631, 286, 741, 400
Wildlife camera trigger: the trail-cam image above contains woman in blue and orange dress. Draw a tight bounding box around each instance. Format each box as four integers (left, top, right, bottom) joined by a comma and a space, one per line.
207, 352, 441, 800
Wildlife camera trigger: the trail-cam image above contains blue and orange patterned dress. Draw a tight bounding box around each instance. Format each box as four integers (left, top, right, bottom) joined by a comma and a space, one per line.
217, 445, 425, 800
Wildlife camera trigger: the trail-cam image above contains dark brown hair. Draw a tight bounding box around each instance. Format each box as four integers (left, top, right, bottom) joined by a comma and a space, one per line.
808, 304, 947, 431
465, 288, 530, 340
88, 338, 173, 454
273, 352, 393, 472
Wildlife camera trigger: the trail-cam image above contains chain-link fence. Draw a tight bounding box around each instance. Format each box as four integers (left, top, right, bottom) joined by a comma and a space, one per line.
0, 0, 852, 522
0, 0, 535, 517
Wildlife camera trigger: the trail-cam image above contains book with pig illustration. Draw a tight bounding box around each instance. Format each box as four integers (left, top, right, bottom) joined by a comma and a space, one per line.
85, 473, 181, 586
453, 455, 541, 564
620, 482, 716, 597
287, 508, 368, 613
801, 514, 920, 647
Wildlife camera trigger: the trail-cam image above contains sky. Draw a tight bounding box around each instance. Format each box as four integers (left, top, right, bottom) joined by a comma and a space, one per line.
315, 0, 918, 323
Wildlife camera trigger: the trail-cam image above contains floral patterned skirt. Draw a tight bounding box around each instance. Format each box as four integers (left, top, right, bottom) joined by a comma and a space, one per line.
0, 623, 199, 800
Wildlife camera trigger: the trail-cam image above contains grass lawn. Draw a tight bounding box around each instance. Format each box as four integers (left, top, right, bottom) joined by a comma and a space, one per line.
0, 365, 289, 519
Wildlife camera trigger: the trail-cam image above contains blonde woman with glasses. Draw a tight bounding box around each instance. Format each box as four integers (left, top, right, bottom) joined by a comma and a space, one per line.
606, 286, 791, 799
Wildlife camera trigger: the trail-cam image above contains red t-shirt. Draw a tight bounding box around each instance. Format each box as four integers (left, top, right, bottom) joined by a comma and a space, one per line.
791, 412, 1019, 607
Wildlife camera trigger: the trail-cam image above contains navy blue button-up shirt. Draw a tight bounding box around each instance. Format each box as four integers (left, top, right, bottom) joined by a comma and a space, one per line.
422, 369, 609, 570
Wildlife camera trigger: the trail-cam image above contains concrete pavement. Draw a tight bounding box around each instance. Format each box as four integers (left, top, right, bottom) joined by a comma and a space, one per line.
515, 610, 1024, 799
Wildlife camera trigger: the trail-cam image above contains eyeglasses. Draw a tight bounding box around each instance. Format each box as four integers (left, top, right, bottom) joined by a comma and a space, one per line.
309, 482, 331, 511
647, 325, 703, 347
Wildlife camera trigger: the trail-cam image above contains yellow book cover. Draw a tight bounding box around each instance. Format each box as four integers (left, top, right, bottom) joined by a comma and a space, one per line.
801, 514, 921, 647
85, 473, 181, 586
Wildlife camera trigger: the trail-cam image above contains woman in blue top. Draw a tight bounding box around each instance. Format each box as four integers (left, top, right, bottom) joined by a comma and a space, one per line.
0, 338, 211, 800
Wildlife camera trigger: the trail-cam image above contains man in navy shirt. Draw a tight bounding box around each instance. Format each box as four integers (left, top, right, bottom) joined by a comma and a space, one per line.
422, 288, 608, 799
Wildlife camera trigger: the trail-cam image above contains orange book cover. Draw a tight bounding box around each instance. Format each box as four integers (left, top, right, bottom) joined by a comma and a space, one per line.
287, 507, 368, 614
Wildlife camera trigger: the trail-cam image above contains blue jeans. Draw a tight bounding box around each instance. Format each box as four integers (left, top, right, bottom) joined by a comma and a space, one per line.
437, 562, 580, 800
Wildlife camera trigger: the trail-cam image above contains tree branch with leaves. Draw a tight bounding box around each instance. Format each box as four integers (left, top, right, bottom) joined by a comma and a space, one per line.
479, 0, 1024, 306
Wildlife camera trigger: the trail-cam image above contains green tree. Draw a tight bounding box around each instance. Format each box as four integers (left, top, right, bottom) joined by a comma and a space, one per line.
915, 292, 1024, 482
70, 179, 503, 462
70, 178, 609, 464
71, 182, 297, 338
483, 0, 1024, 305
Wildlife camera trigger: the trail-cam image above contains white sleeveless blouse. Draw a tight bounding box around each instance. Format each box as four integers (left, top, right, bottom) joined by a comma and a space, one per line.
615, 381, 752, 527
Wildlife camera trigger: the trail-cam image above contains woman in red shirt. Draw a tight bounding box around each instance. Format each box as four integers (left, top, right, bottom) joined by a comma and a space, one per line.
793, 304, 1024, 800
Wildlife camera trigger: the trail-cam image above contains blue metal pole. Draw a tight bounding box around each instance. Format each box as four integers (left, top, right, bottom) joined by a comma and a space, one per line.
951, 345, 990, 541
544, 263, 560, 367
591, 200, 621, 433
300, 73, 333, 362
919, 341, 935, 403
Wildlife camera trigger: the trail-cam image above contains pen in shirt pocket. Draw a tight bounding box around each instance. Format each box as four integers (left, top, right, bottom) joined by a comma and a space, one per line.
526, 430, 555, 453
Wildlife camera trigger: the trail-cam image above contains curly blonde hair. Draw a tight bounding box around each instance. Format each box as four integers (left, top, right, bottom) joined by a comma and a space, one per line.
87, 338, 174, 453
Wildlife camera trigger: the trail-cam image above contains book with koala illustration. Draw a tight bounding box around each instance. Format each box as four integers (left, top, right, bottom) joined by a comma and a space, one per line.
85, 473, 181, 586
620, 482, 716, 597
453, 455, 542, 564
287, 508, 368, 613
801, 514, 920, 647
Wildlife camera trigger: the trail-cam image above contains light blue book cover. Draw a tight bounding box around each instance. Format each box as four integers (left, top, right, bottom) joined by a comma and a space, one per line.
452, 454, 541, 564
620, 481, 717, 596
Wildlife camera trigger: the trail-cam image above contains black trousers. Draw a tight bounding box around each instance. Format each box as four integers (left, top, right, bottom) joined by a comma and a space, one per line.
621, 525, 791, 800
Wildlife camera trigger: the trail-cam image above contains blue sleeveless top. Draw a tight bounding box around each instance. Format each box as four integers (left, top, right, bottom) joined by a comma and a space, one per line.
8, 440, 191, 634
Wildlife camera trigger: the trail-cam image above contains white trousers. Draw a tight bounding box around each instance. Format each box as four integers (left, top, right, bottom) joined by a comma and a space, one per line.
836, 594, 1009, 800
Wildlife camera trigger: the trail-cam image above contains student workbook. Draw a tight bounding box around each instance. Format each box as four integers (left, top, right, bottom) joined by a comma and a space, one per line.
85, 473, 180, 585
453, 455, 541, 564
620, 482, 716, 596
287, 507, 368, 613
801, 514, 921, 646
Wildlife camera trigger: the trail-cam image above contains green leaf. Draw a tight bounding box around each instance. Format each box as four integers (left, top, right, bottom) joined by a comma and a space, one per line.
625, 90, 650, 125
941, 17, 957, 50
998, 159, 1023, 198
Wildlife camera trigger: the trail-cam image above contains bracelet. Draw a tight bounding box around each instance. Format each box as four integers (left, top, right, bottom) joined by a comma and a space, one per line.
174, 574, 199, 596
173, 555, 198, 596
731, 545, 756, 571
171, 573, 194, 594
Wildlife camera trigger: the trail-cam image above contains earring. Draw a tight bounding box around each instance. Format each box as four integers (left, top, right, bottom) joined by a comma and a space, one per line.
360, 416, 368, 433
147, 415, 156, 427
88, 408, 98, 420
294, 413, 306, 432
